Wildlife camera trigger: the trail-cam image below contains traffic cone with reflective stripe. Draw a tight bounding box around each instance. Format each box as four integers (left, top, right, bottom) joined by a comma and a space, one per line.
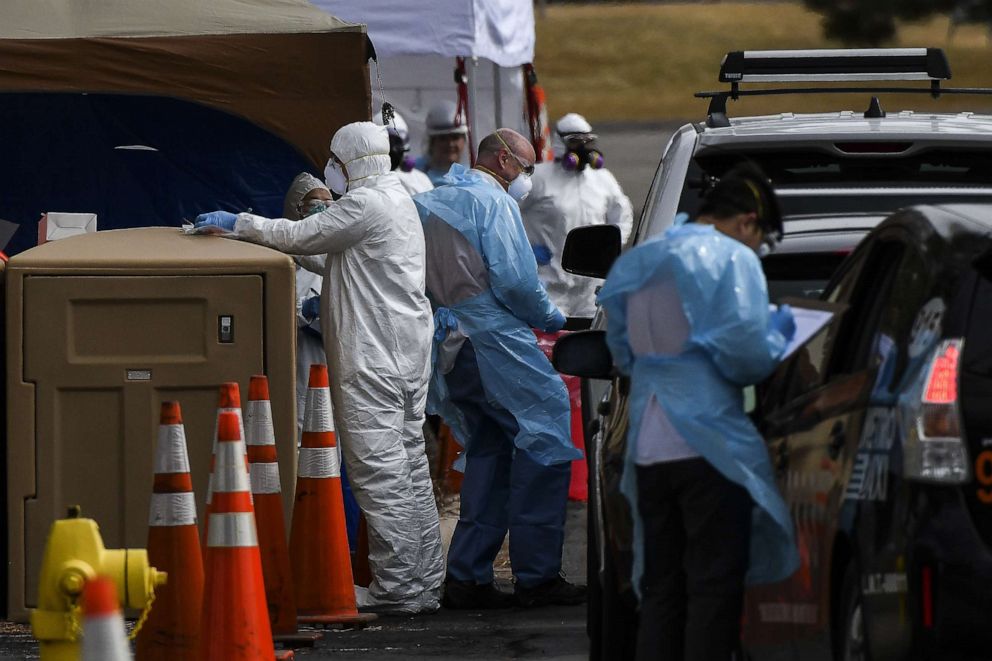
203, 382, 248, 559
247, 376, 320, 647
135, 401, 204, 660
290, 364, 376, 626
199, 411, 276, 660
81, 575, 131, 661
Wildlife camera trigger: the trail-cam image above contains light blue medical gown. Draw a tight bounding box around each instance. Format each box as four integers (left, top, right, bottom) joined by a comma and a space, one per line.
598, 222, 799, 586
414, 164, 582, 467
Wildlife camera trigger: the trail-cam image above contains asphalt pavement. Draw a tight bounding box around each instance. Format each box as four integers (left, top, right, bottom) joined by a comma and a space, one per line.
0, 502, 589, 660
595, 122, 680, 218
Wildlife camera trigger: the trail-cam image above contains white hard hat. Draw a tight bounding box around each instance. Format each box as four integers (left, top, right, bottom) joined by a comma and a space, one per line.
556, 113, 594, 137
425, 100, 468, 136
374, 107, 410, 144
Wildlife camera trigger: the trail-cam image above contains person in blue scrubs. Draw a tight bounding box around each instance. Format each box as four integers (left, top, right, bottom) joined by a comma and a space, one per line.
414, 128, 585, 609
598, 163, 799, 660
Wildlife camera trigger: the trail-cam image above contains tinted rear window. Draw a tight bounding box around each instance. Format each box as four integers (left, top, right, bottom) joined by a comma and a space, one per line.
763, 252, 847, 303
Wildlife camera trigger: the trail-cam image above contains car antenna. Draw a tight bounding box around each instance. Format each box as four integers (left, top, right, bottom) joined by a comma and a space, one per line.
864, 96, 886, 119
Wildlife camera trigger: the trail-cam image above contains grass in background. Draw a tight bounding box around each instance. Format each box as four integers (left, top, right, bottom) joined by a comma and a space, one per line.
534, 2, 992, 122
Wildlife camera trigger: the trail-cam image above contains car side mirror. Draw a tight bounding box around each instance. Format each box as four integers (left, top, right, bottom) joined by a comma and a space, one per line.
552, 330, 613, 380
561, 225, 622, 279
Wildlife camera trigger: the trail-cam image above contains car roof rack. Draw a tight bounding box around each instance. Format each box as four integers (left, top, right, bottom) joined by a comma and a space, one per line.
696, 48, 992, 128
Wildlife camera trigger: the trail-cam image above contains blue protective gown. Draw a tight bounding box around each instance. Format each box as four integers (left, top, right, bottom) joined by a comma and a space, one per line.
414, 155, 455, 188
414, 164, 581, 468
597, 221, 799, 588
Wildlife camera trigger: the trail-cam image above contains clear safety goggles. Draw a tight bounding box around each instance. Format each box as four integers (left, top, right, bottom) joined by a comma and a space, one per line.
495, 131, 535, 176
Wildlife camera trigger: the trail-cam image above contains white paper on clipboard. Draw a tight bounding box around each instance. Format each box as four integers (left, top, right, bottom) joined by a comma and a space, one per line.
773, 304, 834, 360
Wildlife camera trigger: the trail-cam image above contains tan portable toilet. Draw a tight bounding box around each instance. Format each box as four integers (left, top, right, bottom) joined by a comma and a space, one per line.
5, 228, 297, 621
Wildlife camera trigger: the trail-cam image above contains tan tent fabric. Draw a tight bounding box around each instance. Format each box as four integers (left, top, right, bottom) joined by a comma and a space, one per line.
0, 0, 371, 168
0, 0, 359, 39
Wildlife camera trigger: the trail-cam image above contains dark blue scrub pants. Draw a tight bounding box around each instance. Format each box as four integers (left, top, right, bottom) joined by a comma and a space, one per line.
445, 341, 571, 588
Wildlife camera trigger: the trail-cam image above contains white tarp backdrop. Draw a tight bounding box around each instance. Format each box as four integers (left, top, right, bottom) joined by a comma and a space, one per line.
309, 0, 533, 164
307, 0, 534, 67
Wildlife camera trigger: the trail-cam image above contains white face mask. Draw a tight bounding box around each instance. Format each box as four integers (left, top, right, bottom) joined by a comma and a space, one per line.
507, 173, 532, 202
324, 159, 348, 196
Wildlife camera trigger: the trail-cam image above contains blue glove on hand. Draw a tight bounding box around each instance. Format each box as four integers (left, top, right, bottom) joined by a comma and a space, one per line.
532, 244, 552, 266
194, 211, 238, 231
546, 310, 566, 333
302, 295, 321, 320
770, 304, 797, 342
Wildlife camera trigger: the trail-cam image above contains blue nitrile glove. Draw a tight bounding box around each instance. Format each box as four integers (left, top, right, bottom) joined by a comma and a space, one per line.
194, 211, 237, 231
532, 244, 552, 266
302, 295, 321, 320
546, 309, 566, 333
770, 304, 797, 342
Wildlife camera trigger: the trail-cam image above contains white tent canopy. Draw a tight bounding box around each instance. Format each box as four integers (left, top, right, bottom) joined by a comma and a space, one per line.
309, 0, 534, 68
309, 0, 534, 166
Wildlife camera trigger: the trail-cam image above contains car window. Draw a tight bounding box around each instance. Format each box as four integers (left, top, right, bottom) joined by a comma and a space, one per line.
869, 247, 931, 394
763, 252, 848, 304
826, 240, 905, 378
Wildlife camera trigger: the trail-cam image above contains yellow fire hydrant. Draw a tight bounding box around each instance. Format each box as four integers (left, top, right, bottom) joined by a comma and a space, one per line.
30, 506, 167, 661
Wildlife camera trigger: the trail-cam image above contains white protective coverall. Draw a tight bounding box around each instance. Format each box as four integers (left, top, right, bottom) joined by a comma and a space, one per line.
282, 173, 330, 438
230, 122, 443, 613
520, 161, 633, 318
396, 168, 434, 196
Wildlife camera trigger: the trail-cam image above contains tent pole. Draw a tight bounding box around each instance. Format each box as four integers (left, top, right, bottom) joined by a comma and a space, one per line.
493, 61, 503, 128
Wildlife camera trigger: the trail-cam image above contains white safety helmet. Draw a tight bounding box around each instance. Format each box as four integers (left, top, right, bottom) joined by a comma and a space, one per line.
425, 100, 468, 137
373, 107, 410, 146
553, 113, 596, 155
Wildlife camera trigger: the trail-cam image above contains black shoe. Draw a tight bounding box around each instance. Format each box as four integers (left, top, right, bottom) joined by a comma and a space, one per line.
515, 575, 587, 607
441, 578, 516, 610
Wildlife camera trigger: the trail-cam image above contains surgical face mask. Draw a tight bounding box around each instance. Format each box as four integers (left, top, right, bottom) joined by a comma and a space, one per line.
324, 159, 347, 196
507, 173, 532, 202
301, 199, 330, 217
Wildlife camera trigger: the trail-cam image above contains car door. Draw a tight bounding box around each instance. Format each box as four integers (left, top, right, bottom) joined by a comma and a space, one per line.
747, 236, 907, 659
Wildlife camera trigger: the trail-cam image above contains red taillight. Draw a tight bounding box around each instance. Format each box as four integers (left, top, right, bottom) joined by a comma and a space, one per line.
923, 342, 960, 404
921, 565, 934, 629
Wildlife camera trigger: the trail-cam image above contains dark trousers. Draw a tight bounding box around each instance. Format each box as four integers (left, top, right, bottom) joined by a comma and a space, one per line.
635, 458, 753, 661
444, 341, 571, 587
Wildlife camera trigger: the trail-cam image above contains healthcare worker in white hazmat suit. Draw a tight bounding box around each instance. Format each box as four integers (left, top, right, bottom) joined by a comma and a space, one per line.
195, 121, 444, 614
520, 113, 633, 318
373, 109, 434, 196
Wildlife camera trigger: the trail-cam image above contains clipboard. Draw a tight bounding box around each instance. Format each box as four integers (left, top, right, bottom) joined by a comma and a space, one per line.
776, 297, 849, 360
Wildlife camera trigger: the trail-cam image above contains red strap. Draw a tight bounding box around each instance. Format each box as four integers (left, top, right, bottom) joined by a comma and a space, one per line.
523, 64, 553, 162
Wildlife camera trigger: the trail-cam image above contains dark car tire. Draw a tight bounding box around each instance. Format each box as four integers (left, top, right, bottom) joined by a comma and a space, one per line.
836, 563, 870, 661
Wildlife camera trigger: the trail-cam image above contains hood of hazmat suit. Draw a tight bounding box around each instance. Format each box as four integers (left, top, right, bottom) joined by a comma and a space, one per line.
414, 164, 581, 467
597, 220, 799, 591
228, 122, 443, 612
520, 161, 633, 317
282, 173, 331, 436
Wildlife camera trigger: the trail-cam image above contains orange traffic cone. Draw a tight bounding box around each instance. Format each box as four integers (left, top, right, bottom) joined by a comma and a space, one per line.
247, 376, 320, 647
290, 364, 376, 626
135, 401, 204, 660
199, 411, 276, 660
203, 382, 248, 557
81, 576, 130, 661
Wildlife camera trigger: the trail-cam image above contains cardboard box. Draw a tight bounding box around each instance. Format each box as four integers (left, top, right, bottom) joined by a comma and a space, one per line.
38, 212, 98, 245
